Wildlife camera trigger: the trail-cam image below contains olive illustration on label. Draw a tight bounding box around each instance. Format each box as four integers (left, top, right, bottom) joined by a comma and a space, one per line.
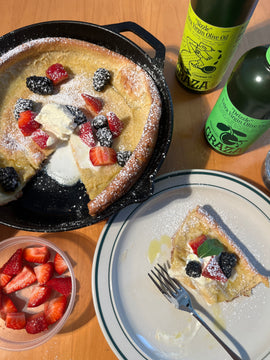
217, 122, 247, 145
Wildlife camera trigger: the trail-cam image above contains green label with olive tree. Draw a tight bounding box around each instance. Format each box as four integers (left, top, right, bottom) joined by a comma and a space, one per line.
205, 85, 270, 155
176, 2, 248, 92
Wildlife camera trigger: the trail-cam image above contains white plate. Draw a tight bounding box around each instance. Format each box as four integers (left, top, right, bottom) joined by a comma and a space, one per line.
92, 170, 270, 360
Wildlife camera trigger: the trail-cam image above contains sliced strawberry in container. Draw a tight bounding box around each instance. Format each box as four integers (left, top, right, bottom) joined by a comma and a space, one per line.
202, 256, 228, 283
107, 112, 124, 138
46, 63, 68, 85
54, 253, 68, 275
34, 262, 54, 285
0, 294, 17, 320
81, 93, 103, 116
44, 295, 67, 325
6, 312, 26, 330
46, 276, 72, 296
188, 235, 207, 255
23, 246, 50, 264
0, 270, 12, 287
25, 311, 48, 334
90, 146, 117, 166
27, 285, 52, 308
3, 265, 37, 294
78, 121, 96, 147
1, 248, 23, 276
18, 110, 40, 136
31, 129, 50, 149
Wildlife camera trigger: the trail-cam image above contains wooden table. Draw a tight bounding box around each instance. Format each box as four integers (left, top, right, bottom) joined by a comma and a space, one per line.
0, 0, 269, 359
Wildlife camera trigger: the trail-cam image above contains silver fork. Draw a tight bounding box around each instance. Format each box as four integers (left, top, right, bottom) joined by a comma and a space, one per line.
148, 264, 242, 360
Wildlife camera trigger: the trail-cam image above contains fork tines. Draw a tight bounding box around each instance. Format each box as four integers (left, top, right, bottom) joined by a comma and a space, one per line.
148, 263, 179, 297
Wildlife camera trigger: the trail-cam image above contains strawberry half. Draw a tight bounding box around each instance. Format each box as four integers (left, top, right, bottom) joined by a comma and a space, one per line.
90, 146, 117, 166
31, 129, 50, 149
6, 312, 26, 330
46, 276, 72, 296
107, 112, 124, 138
202, 256, 228, 283
54, 253, 68, 275
3, 266, 37, 294
1, 248, 23, 276
0, 294, 17, 320
25, 312, 48, 334
81, 93, 103, 116
18, 110, 40, 136
44, 295, 67, 325
34, 262, 54, 285
188, 235, 207, 255
23, 246, 50, 264
46, 63, 68, 85
27, 285, 52, 308
78, 121, 96, 147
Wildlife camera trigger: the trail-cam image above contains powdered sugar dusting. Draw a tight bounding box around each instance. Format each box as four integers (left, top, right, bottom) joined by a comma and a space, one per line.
29, 73, 91, 108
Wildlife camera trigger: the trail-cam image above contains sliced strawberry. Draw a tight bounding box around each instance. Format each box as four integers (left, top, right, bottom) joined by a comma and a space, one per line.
6, 312, 26, 330
46, 63, 68, 85
81, 93, 103, 116
202, 256, 228, 283
44, 295, 67, 325
107, 112, 124, 138
3, 266, 37, 294
1, 248, 23, 276
188, 235, 207, 255
0, 271, 12, 287
23, 246, 50, 264
0, 294, 17, 320
78, 121, 96, 147
18, 110, 40, 136
25, 311, 48, 334
54, 253, 68, 275
46, 276, 72, 296
27, 285, 52, 308
34, 262, 54, 285
31, 128, 50, 149
90, 146, 117, 166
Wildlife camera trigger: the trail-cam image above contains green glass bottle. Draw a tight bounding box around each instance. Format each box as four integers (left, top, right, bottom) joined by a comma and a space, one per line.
176, 0, 258, 93
205, 45, 270, 155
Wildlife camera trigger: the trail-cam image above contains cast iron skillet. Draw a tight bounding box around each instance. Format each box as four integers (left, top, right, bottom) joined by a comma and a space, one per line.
0, 21, 173, 232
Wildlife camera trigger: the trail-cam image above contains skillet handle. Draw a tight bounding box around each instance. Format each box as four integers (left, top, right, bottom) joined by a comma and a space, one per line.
103, 21, 166, 69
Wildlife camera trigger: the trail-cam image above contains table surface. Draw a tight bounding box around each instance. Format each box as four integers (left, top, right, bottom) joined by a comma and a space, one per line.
0, 0, 269, 359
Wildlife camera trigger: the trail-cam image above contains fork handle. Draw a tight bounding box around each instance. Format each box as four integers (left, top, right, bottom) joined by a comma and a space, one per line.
191, 311, 242, 360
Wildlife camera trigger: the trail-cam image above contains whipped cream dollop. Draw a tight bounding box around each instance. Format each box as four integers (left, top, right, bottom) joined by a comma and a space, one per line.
35, 103, 76, 141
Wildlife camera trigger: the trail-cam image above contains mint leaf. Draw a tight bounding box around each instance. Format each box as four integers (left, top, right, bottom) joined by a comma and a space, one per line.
197, 238, 224, 258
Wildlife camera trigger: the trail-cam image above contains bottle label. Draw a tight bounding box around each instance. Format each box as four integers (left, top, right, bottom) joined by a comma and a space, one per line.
176, 2, 248, 92
205, 85, 270, 155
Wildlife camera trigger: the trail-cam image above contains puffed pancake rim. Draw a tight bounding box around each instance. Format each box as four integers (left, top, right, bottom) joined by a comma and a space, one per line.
169, 205, 269, 304
0, 37, 162, 215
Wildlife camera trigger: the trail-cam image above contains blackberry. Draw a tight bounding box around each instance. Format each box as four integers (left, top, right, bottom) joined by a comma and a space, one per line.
185, 261, 202, 278
14, 98, 34, 120
92, 115, 108, 130
0, 167, 20, 192
218, 252, 237, 278
26, 76, 54, 95
117, 151, 132, 167
93, 68, 111, 91
96, 127, 113, 147
66, 105, 87, 125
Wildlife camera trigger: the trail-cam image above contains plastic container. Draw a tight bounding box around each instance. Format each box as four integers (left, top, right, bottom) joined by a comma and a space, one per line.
0, 236, 76, 351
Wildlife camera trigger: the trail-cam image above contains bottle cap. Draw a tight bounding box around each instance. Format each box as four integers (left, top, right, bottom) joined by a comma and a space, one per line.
262, 150, 270, 190
266, 46, 270, 65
